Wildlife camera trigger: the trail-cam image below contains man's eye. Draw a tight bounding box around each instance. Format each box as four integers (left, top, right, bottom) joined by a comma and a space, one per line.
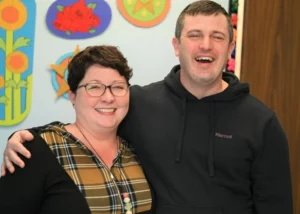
213, 35, 224, 40
188, 34, 199, 38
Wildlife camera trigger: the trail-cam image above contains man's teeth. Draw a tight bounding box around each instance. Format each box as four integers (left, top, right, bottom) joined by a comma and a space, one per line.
196, 57, 213, 62
97, 109, 115, 113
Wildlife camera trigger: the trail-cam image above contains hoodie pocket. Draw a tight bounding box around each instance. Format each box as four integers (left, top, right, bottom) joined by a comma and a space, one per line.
157, 204, 223, 214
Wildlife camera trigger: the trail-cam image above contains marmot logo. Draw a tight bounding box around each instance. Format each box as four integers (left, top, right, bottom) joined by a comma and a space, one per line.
215, 132, 233, 139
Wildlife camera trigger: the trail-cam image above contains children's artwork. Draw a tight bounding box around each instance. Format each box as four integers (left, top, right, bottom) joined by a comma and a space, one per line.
0, 0, 36, 126
117, 0, 171, 28
226, 0, 244, 78
46, 0, 111, 39
50, 45, 80, 99
226, 0, 238, 73
226, 0, 245, 79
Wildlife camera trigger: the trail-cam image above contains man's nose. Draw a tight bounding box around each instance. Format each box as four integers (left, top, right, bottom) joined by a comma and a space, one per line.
199, 36, 213, 50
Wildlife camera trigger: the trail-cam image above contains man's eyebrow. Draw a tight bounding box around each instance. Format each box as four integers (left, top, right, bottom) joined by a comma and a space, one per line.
186, 30, 226, 36
186, 29, 202, 34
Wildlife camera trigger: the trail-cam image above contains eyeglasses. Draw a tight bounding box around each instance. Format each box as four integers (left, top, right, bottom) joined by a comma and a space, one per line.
77, 82, 130, 97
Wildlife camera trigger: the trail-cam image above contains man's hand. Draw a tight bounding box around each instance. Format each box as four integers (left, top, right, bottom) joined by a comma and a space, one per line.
1, 130, 34, 176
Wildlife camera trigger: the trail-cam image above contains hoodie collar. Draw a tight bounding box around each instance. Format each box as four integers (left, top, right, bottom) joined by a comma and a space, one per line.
164, 64, 250, 101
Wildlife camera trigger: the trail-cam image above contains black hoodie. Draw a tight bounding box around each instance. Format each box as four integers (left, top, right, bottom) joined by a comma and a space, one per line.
119, 65, 293, 214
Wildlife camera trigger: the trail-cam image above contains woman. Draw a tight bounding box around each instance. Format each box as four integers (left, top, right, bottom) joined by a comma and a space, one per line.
0, 46, 152, 214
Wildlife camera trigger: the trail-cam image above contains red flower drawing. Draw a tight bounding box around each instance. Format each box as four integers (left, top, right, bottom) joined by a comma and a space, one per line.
53, 0, 100, 34
231, 14, 237, 27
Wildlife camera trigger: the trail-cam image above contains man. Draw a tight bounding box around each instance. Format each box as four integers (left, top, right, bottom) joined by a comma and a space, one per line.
2, 1, 293, 213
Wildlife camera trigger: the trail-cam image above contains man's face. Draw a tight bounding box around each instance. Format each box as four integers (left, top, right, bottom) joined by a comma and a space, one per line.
172, 14, 235, 88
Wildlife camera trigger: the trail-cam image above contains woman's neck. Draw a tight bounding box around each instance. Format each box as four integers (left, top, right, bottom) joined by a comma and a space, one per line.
66, 123, 119, 168
66, 123, 118, 147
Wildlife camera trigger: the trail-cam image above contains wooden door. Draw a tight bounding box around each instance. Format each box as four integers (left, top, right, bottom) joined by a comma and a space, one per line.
241, 0, 300, 213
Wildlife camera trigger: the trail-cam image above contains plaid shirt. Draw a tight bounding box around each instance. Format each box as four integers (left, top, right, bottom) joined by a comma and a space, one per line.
39, 122, 152, 214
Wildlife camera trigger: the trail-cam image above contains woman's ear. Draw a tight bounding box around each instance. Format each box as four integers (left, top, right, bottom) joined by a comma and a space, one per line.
68, 91, 76, 106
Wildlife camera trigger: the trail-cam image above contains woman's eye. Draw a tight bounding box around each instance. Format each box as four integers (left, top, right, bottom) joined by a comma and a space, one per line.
88, 85, 101, 90
112, 85, 125, 90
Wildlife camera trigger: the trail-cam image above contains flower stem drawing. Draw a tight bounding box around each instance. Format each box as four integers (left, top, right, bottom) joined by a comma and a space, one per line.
0, 0, 36, 126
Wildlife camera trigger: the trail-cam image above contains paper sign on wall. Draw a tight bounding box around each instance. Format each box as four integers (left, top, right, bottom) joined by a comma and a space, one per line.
46, 0, 112, 39
50, 45, 80, 99
0, 0, 36, 126
117, 0, 171, 28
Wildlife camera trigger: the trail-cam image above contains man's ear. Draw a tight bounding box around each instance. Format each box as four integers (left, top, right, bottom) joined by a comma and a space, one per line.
172, 37, 180, 57
228, 41, 235, 60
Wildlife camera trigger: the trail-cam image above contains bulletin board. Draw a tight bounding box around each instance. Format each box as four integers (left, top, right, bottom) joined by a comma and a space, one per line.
226, 0, 245, 79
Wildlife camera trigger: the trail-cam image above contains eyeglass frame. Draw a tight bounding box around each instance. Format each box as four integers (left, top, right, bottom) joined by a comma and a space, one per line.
76, 81, 131, 97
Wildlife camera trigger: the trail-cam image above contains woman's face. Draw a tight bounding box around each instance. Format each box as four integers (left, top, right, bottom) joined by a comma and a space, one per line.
69, 64, 130, 132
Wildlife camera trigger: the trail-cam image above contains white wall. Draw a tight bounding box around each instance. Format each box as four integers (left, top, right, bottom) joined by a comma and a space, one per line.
0, 0, 229, 168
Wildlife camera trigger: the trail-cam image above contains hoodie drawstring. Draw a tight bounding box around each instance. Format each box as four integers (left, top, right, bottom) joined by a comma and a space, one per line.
175, 98, 216, 177
208, 101, 215, 176
175, 98, 187, 163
